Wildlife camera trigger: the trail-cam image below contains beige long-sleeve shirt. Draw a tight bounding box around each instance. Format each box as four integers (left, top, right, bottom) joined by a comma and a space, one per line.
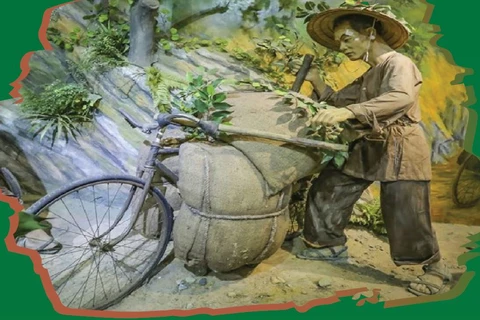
317, 51, 432, 181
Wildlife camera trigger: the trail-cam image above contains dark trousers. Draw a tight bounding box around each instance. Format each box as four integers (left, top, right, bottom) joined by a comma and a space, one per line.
303, 167, 441, 266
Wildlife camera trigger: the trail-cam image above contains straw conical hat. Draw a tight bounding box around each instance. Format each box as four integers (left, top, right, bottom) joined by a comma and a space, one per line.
307, 5, 411, 51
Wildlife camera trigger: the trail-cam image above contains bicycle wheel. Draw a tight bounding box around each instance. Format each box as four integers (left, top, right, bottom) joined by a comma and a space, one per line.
452, 155, 480, 208
25, 175, 173, 310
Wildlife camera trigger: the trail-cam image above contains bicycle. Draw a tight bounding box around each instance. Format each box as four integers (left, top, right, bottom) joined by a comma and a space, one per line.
21, 103, 350, 311
20, 55, 349, 311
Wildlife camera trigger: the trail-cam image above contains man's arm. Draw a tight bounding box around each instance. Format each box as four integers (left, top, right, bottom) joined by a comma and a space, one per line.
344, 56, 422, 126
314, 78, 363, 108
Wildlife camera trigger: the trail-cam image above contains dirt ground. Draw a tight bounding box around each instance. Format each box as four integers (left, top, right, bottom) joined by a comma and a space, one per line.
108, 222, 478, 312
105, 154, 480, 312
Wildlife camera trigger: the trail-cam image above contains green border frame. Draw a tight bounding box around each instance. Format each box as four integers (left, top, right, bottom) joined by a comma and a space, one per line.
1, 0, 479, 319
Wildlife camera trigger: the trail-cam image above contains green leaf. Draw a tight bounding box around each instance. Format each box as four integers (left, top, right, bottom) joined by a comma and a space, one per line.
333, 153, 346, 168
321, 154, 334, 164
211, 78, 223, 88
109, 0, 119, 7
206, 85, 215, 96
317, 2, 329, 11
213, 92, 227, 103
211, 110, 232, 123
212, 102, 231, 110
170, 27, 178, 34
98, 14, 109, 23
304, 14, 314, 24
193, 99, 209, 113
305, 1, 315, 11
83, 14, 97, 20
198, 90, 209, 101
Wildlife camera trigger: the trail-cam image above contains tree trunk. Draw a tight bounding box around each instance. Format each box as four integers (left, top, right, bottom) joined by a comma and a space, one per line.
171, 3, 229, 30
128, 0, 160, 67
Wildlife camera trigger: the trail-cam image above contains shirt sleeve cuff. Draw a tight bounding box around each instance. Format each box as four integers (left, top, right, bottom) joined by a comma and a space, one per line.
317, 85, 335, 102
345, 104, 371, 126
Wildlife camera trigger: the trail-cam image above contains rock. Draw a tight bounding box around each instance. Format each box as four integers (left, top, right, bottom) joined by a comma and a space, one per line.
177, 280, 189, 291
301, 291, 308, 295
185, 277, 196, 284
227, 292, 237, 298
199, 278, 207, 286
270, 276, 285, 284
317, 277, 332, 288
186, 303, 194, 310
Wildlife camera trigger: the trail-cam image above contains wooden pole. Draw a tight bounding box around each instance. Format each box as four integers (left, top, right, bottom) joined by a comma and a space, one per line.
218, 124, 348, 152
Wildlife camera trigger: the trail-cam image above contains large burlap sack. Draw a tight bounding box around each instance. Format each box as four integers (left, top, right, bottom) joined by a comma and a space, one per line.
177, 142, 290, 215
173, 142, 292, 274
174, 202, 290, 274
222, 91, 324, 196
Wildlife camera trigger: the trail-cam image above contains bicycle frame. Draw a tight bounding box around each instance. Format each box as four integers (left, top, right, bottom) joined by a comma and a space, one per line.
93, 119, 180, 248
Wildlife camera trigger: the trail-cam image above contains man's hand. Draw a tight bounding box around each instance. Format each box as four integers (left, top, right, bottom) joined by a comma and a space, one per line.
311, 108, 356, 126
289, 60, 322, 83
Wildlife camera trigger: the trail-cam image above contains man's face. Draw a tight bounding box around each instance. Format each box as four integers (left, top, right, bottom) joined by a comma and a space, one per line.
333, 21, 371, 61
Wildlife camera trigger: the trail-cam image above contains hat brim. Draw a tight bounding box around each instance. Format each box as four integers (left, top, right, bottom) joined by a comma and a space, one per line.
307, 8, 410, 51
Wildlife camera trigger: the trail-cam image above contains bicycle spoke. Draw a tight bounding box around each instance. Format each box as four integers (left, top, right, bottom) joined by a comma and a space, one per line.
106, 251, 123, 292
67, 253, 97, 308
93, 185, 100, 238
60, 198, 94, 240
43, 247, 88, 269
78, 190, 96, 238
106, 252, 134, 284
94, 182, 124, 239
56, 246, 92, 294
41, 209, 93, 238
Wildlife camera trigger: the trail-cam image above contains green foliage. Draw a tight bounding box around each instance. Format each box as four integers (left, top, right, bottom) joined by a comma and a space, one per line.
20, 80, 100, 146
230, 27, 306, 89
49, 0, 132, 72
296, 1, 330, 24
47, 27, 86, 52
238, 0, 272, 29
278, 91, 350, 168
172, 68, 233, 125
145, 67, 188, 112
81, 22, 130, 72
15, 211, 52, 239
84, 0, 130, 27
350, 198, 387, 236
157, 7, 173, 33
158, 27, 229, 54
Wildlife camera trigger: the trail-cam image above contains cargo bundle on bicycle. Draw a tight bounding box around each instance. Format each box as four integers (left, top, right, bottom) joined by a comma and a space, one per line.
153, 90, 347, 275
